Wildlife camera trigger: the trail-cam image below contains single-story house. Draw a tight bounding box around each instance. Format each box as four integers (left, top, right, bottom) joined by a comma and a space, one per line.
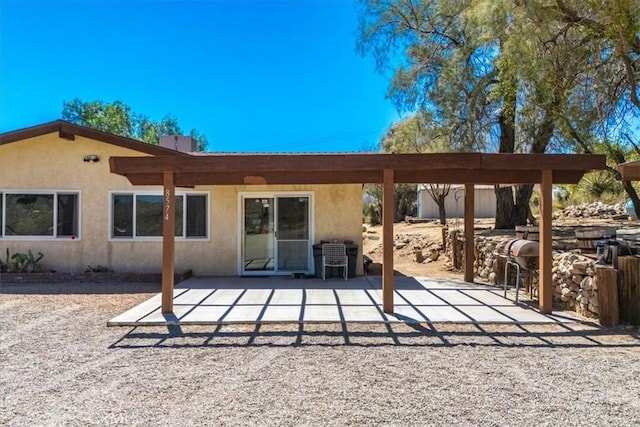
417, 184, 497, 218
3, 120, 607, 315
0, 121, 363, 276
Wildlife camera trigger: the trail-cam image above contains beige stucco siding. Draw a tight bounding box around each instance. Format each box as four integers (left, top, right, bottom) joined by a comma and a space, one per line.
1, 132, 363, 275
209, 184, 363, 275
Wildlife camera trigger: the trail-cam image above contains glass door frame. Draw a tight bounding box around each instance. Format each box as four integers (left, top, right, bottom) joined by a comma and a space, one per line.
238, 192, 314, 276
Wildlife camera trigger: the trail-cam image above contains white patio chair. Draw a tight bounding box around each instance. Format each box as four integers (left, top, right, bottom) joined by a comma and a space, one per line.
322, 242, 348, 281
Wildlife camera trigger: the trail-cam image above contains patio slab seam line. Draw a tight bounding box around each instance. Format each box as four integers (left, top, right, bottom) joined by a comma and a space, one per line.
216, 288, 249, 323
393, 289, 432, 323
176, 289, 218, 322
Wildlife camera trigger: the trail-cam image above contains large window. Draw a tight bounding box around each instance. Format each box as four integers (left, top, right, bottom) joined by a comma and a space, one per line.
111, 192, 208, 239
0, 191, 80, 239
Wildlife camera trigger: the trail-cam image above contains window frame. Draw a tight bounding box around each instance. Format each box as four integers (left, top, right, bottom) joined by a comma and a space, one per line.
0, 190, 82, 241
108, 190, 209, 241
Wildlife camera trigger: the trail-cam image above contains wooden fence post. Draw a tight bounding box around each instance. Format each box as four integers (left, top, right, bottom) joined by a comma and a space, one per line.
595, 265, 619, 327
618, 256, 640, 325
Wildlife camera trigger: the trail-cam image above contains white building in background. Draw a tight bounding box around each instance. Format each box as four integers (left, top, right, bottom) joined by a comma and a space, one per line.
417, 184, 497, 219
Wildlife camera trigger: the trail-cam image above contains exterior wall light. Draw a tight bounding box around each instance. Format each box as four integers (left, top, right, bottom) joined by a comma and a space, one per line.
83, 154, 100, 162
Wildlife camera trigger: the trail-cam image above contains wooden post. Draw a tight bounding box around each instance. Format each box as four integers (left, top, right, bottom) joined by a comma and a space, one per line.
464, 184, 475, 283
441, 225, 448, 252
450, 229, 460, 269
538, 170, 553, 314
162, 171, 175, 314
595, 266, 619, 327
382, 168, 394, 314
618, 256, 640, 325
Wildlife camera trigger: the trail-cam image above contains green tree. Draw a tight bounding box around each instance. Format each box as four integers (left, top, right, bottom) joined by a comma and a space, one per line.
62, 98, 208, 151
357, 0, 640, 224
380, 113, 452, 224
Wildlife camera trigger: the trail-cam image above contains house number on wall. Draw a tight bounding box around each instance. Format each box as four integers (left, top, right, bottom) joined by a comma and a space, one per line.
164, 189, 171, 221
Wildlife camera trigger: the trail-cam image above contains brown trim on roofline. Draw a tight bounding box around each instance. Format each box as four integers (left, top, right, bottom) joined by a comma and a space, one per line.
0, 120, 189, 156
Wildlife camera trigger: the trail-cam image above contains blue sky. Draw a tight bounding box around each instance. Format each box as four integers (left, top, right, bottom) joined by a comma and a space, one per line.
0, 0, 401, 152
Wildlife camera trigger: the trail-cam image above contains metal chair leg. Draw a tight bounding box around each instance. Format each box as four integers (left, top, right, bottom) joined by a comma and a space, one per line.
504, 260, 521, 304
514, 262, 521, 304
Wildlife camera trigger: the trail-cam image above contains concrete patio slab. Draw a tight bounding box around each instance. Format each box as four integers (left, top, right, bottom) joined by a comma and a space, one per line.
302, 304, 341, 322
203, 289, 244, 305
414, 305, 472, 323
261, 304, 302, 322
396, 290, 448, 306
304, 289, 337, 305
108, 275, 583, 326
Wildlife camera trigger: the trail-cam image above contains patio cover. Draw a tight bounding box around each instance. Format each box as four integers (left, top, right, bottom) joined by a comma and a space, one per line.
110, 152, 605, 316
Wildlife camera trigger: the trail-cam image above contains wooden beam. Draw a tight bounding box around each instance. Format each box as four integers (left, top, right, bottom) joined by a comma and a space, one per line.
117, 153, 467, 175
396, 169, 587, 185
173, 171, 383, 186
464, 184, 475, 283
58, 130, 75, 140
110, 153, 484, 175
619, 160, 640, 181
120, 170, 589, 187
480, 153, 606, 171
538, 169, 553, 314
382, 168, 394, 314
162, 171, 176, 314
110, 153, 605, 178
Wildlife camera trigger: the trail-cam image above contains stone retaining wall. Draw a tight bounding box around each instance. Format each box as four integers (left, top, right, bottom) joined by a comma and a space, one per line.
445, 233, 600, 318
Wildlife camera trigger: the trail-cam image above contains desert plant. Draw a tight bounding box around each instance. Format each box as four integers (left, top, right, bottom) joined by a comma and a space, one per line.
85, 265, 111, 273
577, 171, 624, 201
8, 250, 44, 273
0, 248, 9, 273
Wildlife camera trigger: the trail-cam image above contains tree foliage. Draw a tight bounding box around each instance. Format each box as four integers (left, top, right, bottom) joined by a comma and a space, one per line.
357, 0, 640, 223
62, 98, 208, 151
379, 114, 452, 224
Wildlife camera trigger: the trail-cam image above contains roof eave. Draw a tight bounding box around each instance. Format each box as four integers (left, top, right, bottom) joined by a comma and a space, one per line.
0, 120, 189, 157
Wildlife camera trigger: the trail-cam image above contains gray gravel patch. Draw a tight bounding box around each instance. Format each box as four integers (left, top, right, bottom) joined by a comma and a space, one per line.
1, 283, 640, 426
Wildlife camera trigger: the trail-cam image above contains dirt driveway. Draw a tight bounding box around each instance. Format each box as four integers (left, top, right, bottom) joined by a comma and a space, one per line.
2, 282, 640, 426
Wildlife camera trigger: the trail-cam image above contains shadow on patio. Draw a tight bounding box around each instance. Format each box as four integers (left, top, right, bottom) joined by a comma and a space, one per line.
109, 321, 640, 349
108, 275, 581, 327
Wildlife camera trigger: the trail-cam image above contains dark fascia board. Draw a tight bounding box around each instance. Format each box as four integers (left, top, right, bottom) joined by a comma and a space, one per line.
109, 152, 605, 175
0, 120, 189, 157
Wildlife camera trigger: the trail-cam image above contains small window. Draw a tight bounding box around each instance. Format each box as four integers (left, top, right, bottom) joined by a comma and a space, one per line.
186, 195, 207, 237
57, 194, 79, 237
1, 191, 80, 239
112, 194, 133, 237
111, 192, 208, 239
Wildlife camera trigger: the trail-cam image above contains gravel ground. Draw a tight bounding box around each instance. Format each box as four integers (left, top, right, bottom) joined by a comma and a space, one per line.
2, 283, 640, 426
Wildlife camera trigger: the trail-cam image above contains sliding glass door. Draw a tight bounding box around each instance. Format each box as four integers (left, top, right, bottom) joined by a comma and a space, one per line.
242, 195, 310, 274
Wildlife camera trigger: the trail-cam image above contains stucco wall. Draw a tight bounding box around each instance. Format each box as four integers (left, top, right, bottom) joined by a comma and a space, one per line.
0, 132, 363, 275
209, 184, 364, 275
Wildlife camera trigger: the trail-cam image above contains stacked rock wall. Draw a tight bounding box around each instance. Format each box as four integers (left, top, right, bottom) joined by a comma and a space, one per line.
443, 229, 465, 270
553, 202, 628, 220
445, 235, 600, 318
552, 253, 598, 318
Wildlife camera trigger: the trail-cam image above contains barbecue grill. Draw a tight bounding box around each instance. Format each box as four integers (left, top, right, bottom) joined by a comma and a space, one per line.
495, 239, 539, 303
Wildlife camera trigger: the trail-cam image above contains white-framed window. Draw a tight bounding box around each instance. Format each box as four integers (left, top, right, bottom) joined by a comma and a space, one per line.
0, 190, 80, 240
110, 191, 209, 240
